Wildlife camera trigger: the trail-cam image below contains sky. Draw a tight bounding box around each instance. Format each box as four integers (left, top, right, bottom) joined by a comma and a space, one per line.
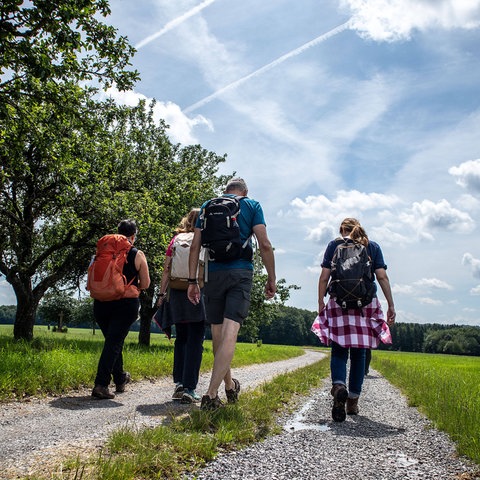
3, 0, 480, 326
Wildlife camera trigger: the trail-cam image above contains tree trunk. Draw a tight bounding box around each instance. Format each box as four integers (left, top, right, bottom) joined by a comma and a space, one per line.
13, 291, 38, 341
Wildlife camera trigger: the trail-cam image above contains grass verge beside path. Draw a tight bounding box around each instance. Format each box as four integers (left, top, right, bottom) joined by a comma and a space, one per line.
373, 350, 480, 465
0, 326, 304, 401
36, 358, 330, 480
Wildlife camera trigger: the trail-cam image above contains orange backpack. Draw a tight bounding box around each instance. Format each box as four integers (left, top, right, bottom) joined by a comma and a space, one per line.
87, 234, 140, 301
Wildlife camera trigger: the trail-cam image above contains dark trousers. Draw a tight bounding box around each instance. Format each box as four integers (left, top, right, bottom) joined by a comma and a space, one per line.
173, 321, 205, 390
330, 341, 366, 396
93, 298, 139, 387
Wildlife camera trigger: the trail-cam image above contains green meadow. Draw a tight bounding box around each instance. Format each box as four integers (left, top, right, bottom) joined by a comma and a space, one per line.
373, 350, 480, 464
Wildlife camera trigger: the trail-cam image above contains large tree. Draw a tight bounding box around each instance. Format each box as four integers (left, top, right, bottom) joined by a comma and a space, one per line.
0, 1, 227, 341
1, 93, 226, 341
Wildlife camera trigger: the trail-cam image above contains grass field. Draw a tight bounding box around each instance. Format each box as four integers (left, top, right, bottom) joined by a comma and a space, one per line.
373, 349, 480, 464
0, 325, 304, 400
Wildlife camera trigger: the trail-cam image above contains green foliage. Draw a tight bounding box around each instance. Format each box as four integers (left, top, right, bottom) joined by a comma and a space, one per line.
0, 305, 16, 324
423, 327, 480, 355
1, 90, 227, 340
39, 290, 76, 327
259, 305, 318, 346
374, 350, 480, 464
0, 0, 139, 109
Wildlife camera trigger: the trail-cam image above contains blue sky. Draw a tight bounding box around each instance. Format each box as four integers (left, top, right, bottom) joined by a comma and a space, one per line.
3, 0, 480, 326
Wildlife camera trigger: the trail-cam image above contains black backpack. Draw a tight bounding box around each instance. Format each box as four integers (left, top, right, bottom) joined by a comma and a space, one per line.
328, 238, 376, 310
200, 195, 252, 262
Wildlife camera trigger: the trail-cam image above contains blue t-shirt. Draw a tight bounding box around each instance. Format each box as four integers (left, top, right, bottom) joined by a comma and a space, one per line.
321, 238, 387, 280
196, 194, 266, 271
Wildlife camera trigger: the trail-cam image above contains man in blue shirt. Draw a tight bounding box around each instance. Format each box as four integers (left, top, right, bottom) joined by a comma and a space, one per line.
187, 177, 276, 410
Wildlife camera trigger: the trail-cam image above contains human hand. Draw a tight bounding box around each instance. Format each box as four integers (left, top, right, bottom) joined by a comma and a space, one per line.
265, 279, 276, 299
187, 283, 200, 305
386, 306, 396, 326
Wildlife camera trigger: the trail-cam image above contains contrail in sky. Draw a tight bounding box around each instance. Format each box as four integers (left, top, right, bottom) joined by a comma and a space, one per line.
184, 20, 352, 113
135, 0, 216, 50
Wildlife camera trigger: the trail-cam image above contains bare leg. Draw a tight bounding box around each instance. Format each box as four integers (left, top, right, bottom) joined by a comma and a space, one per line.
206, 319, 240, 398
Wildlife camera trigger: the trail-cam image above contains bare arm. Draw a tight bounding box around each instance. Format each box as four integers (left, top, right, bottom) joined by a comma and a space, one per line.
134, 250, 150, 290
187, 228, 202, 305
318, 267, 331, 315
252, 224, 276, 299
375, 267, 396, 325
156, 256, 171, 306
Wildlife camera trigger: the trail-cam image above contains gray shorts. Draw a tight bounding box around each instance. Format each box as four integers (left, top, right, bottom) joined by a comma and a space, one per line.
204, 269, 253, 325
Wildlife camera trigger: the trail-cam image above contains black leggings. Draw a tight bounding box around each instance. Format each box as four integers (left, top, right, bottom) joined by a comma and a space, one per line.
93, 298, 139, 386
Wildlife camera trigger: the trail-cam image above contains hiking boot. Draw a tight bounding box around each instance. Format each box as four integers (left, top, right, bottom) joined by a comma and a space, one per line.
172, 384, 184, 401
92, 385, 115, 400
331, 383, 348, 422
181, 389, 201, 404
115, 371, 131, 393
200, 394, 224, 411
225, 378, 241, 404
346, 397, 359, 415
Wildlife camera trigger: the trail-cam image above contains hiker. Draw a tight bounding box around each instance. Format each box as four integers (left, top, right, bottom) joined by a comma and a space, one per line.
157, 208, 206, 404
187, 177, 276, 410
91, 219, 150, 399
313, 217, 395, 421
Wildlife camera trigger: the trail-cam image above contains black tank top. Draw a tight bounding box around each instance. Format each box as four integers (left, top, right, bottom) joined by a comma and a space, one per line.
123, 247, 139, 287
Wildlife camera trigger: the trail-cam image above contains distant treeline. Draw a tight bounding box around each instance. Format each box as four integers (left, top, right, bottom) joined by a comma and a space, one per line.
1, 304, 479, 355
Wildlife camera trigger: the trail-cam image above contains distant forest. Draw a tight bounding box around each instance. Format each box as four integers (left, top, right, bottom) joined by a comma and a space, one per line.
1, 304, 479, 356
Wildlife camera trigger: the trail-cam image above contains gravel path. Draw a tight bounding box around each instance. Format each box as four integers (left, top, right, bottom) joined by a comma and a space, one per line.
192, 370, 479, 480
0, 350, 478, 480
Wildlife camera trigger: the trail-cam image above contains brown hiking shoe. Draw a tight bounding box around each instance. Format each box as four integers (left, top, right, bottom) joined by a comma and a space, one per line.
331, 384, 348, 422
92, 385, 115, 400
200, 395, 224, 411
346, 397, 359, 415
115, 372, 131, 393
225, 378, 241, 404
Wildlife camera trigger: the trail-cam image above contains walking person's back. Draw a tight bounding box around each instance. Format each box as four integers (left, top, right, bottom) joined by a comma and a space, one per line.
89, 219, 150, 400
187, 177, 276, 410
313, 217, 395, 421
156, 208, 206, 404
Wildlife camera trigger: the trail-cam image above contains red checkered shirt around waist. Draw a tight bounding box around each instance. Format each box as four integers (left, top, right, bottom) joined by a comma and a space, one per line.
311, 297, 392, 348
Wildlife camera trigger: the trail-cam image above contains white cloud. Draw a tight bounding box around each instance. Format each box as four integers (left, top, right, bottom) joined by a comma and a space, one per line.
399, 199, 475, 234
392, 283, 414, 295
456, 194, 480, 212
104, 87, 212, 145
342, 0, 480, 42
462, 253, 480, 279
470, 285, 480, 295
449, 159, 480, 193
417, 297, 443, 306
413, 278, 454, 290
291, 190, 401, 221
